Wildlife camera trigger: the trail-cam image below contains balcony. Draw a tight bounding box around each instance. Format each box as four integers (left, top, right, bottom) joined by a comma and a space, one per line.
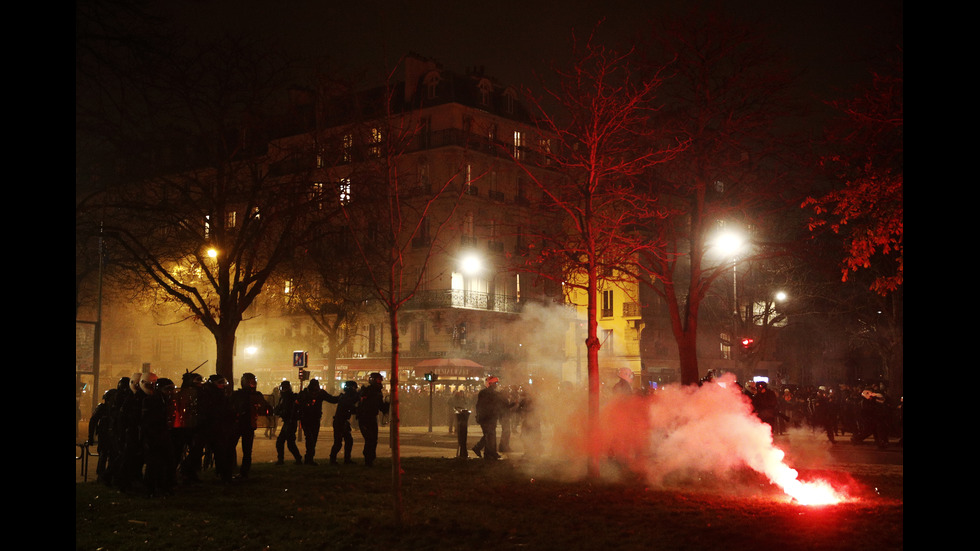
623, 301, 642, 318
403, 289, 521, 313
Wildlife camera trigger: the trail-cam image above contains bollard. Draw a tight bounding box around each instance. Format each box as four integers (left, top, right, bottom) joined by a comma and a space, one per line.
455, 408, 471, 458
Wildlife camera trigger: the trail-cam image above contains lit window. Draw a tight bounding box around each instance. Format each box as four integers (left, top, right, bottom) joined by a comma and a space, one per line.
369, 127, 383, 158
339, 178, 351, 205
225, 211, 236, 229
342, 133, 353, 162
310, 182, 324, 209
513, 131, 524, 159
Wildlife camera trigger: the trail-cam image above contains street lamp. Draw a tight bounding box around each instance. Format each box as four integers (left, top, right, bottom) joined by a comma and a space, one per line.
714, 231, 744, 317
460, 252, 483, 275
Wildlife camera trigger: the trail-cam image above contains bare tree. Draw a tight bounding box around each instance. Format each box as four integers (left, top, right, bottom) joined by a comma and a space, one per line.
515, 33, 684, 478
632, 10, 802, 386
332, 57, 468, 523
98, 36, 322, 387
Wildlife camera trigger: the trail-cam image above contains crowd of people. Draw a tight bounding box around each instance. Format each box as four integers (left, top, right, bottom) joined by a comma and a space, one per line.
85, 371, 391, 497
734, 376, 903, 448
85, 368, 901, 496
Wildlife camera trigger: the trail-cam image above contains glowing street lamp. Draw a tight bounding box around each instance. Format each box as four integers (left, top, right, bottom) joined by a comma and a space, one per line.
714, 230, 744, 317
460, 252, 483, 275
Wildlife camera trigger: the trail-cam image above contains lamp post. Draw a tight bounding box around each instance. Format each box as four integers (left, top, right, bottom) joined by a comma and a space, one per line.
715, 231, 744, 318
715, 231, 746, 371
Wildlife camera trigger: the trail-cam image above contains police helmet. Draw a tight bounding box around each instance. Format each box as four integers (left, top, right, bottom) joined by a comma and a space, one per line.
344, 380, 358, 392
279, 380, 292, 392
241, 372, 257, 389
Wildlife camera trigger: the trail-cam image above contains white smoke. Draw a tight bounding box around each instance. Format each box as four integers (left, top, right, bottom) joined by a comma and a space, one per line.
516, 372, 841, 500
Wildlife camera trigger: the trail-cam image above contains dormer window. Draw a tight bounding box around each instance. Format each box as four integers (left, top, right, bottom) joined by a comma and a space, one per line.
477, 78, 493, 106
424, 71, 441, 99
503, 87, 518, 114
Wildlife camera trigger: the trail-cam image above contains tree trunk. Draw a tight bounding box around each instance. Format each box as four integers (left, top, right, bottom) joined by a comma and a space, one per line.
214, 325, 237, 388
388, 307, 403, 525
586, 267, 601, 479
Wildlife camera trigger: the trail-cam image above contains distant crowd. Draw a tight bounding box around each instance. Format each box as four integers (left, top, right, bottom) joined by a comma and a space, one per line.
83, 370, 901, 496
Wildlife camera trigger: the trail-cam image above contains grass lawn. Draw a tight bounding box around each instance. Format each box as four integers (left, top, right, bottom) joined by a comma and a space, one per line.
76, 456, 902, 551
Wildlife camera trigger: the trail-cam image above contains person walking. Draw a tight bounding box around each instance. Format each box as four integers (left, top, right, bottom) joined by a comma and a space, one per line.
230, 373, 272, 479
356, 373, 389, 467
298, 379, 335, 465
273, 380, 303, 465
472, 376, 506, 460
328, 381, 360, 464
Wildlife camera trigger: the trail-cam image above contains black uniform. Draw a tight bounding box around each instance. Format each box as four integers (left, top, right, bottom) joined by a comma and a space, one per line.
141, 379, 177, 496
195, 376, 235, 482
230, 377, 272, 479
174, 373, 203, 481
751, 385, 779, 434
274, 384, 303, 465
356, 375, 389, 467
114, 378, 148, 492
87, 388, 119, 485
298, 380, 335, 465
328, 384, 360, 464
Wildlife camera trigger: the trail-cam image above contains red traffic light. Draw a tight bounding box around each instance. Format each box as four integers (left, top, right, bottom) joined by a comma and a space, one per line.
740, 337, 755, 348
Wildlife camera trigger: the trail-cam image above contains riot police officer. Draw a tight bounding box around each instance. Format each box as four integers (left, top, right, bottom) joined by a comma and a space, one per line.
356, 373, 389, 467
298, 379, 335, 465
230, 373, 272, 479
274, 380, 303, 465
329, 381, 360, 464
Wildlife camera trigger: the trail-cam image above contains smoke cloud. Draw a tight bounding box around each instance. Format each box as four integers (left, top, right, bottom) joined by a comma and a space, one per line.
516, 372, 838, 499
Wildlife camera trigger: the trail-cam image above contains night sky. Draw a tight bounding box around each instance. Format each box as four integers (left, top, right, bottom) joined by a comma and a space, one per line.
148, 0, 902, 100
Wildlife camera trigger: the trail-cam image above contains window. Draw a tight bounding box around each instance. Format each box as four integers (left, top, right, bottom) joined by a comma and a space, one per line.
339, 178, 351, 205
601, 289, 614, 318
225, 211, 236, 229
503, 88, 517, 114
513, 130, 524, 159
478, 78, 492, 106
369, 127, 383, 158
424, 71, 440, 99
342, 133, 353, 162
310, 182, 325, 209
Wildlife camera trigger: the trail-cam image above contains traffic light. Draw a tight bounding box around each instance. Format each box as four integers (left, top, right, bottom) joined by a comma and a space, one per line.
423, 372, 438, 382
740, 337, 755, 348
298, 368, 309, 381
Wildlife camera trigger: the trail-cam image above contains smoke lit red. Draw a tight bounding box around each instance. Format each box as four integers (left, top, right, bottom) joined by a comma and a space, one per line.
541, 373, 852, 505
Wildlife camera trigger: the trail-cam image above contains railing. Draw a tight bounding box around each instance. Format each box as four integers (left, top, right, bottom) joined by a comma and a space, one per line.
623, 301, 642, 318
76, 441, 97, 482
403, 289, 521, 313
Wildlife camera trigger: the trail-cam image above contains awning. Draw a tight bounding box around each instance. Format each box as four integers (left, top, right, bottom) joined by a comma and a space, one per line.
413, 358, 486, 378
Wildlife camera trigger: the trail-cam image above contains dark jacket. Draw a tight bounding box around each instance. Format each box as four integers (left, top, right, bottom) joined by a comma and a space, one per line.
356, 384, 389, 424
299, 387, 334, 422
274, 390, 301, 423
475, 387, 506, 425
231, 388, 272, 431
331, 390, 360, 421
